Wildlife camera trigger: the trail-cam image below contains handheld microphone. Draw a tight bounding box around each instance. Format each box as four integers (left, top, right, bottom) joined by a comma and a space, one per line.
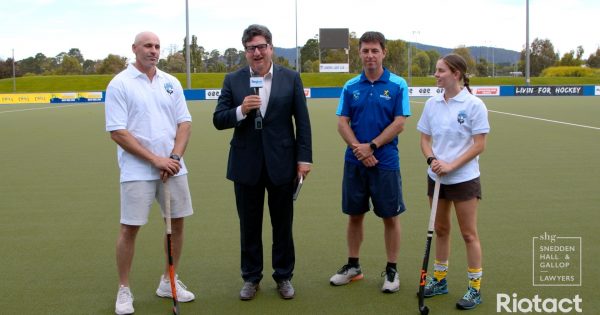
250, 72, 264, 95
249, 72, 265, 130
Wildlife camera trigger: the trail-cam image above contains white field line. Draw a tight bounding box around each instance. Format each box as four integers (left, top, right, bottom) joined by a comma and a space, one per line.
0, 103, 93, 114
410, 100, 600, 131
488, 110, 600, 130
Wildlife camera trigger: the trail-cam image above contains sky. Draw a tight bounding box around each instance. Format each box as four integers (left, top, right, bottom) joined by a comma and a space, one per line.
2, 0, 599, 63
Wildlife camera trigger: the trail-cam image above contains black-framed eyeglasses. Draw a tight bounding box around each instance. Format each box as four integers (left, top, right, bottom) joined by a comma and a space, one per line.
245, 44, 269, 53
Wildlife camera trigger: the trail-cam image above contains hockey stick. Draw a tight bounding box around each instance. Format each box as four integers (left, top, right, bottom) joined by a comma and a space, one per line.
164, 181, 180, 315
418, 175, 441, 315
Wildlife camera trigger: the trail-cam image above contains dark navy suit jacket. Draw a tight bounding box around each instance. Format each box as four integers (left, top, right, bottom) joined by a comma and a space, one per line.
213, 65, 312, 186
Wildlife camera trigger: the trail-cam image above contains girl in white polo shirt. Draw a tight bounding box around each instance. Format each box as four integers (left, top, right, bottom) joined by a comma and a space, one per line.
416, 53, 490, 310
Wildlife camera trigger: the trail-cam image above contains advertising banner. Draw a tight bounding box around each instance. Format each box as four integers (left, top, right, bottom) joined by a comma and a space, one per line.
596, 86, 600, 96
319, 63, 349, 73
409, 87, 443, 97
304, 88, 311, 98
77, 92, 103, 102
50, 92, 78, 103
472, 86, 500, 96
0, 93, 53, 104
205, 89, 221, 100
514, 86, 585, 96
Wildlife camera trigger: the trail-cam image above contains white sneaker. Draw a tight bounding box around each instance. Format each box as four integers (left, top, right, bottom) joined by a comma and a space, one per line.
330, 264, 364, 286
115, 285, 134, 315
156, 274, 195, 302
381, 268, 400, 293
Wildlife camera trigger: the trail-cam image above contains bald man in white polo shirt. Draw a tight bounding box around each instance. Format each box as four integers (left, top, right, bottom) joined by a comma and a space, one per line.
105, 31, 195, 315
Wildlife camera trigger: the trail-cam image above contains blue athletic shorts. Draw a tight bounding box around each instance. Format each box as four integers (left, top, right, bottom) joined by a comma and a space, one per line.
342, 162, 406, 218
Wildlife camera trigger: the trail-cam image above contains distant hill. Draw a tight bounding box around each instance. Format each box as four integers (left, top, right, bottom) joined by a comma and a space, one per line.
413, 43, 520, 64
274, 47, 299, 65
275, 43, 520, 66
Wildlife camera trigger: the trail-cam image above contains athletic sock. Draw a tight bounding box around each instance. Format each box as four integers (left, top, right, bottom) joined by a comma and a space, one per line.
386, 262, 397, 271
348, 257, 359, 267
433, 260, 448, 281
467, 267, 482, 291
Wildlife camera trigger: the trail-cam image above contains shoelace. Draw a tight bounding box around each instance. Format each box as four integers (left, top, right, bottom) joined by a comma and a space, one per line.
381, 269, 396, 282
118, 288, 132, 301
463, 287, 479, 300
424, 276, 437, 288
175, 279, 188, 290
337, 265, 352, 274
278, 280, 292, 289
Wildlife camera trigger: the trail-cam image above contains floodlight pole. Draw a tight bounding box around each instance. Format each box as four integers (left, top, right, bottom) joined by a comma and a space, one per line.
12, 48, 16, 92
492, 45, 495, 77
295, 0, 300, 72
407, 41, 412, 86
525, 0, 531, 86
185, 0, 191, 89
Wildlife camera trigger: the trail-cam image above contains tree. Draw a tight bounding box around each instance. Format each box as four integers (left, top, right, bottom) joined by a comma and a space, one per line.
58, 55, 83, 74
475, 58, 489, 76
19, 53, 48, 75
452, 46, 476, 74
0, 58, 14, 79
576, 45, 584, 60
559, 50, 580, 66
164, 52, 186, 73
276, 56, 292, 69
587, 48, 600, 68
519, 38, 557, 76
97, 54, 127, 74
300, 38, 319, 69
302, 59, 319, 73
182, 35, 204, 72
55, 52, 67, 64
414, 51, 431, 76
425, 50, 441, 76
82, 59, 97, 74
205, 49, 221, 72
223, 48, 239, 71
348, 32, 361, 73
67, 48, 84, 64
383, 39, 408, 76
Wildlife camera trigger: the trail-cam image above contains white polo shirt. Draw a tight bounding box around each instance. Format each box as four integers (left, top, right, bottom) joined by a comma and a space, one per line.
417, 88, 490, 185
105, 64, 192, 183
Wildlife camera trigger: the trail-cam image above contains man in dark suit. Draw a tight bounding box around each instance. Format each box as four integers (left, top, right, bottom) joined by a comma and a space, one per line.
213, 24, 312, 301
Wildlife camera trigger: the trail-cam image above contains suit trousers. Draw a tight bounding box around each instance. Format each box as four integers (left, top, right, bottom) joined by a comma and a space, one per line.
234, 169, 295, 284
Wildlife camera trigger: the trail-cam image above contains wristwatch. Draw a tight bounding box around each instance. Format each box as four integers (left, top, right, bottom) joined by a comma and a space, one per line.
427, 156, 437, 165
169, 154, 181, 161
369, 142, 378, 151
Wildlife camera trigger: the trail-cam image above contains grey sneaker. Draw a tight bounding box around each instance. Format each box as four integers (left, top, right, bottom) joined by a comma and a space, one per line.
115, 285, 134, 315
456, 286, 482, 310
381, 268, 400, 293
424, 277, 448, 297
239, 282, 259, 301
276, 280, 295, 299
330, 264, 364, 286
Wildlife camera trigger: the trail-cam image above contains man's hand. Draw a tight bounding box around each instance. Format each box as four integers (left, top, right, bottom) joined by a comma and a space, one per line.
361, 155, 378, 167
297, 163, 311, 179
153, 157, 181, 182
242, 95, 262, 115
351, 143, 373, 161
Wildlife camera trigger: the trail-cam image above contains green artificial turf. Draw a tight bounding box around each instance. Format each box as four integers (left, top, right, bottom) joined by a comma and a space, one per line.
0, 97, 598, 314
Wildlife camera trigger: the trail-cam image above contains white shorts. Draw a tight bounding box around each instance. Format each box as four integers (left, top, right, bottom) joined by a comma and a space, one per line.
120, 175, 194, 226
